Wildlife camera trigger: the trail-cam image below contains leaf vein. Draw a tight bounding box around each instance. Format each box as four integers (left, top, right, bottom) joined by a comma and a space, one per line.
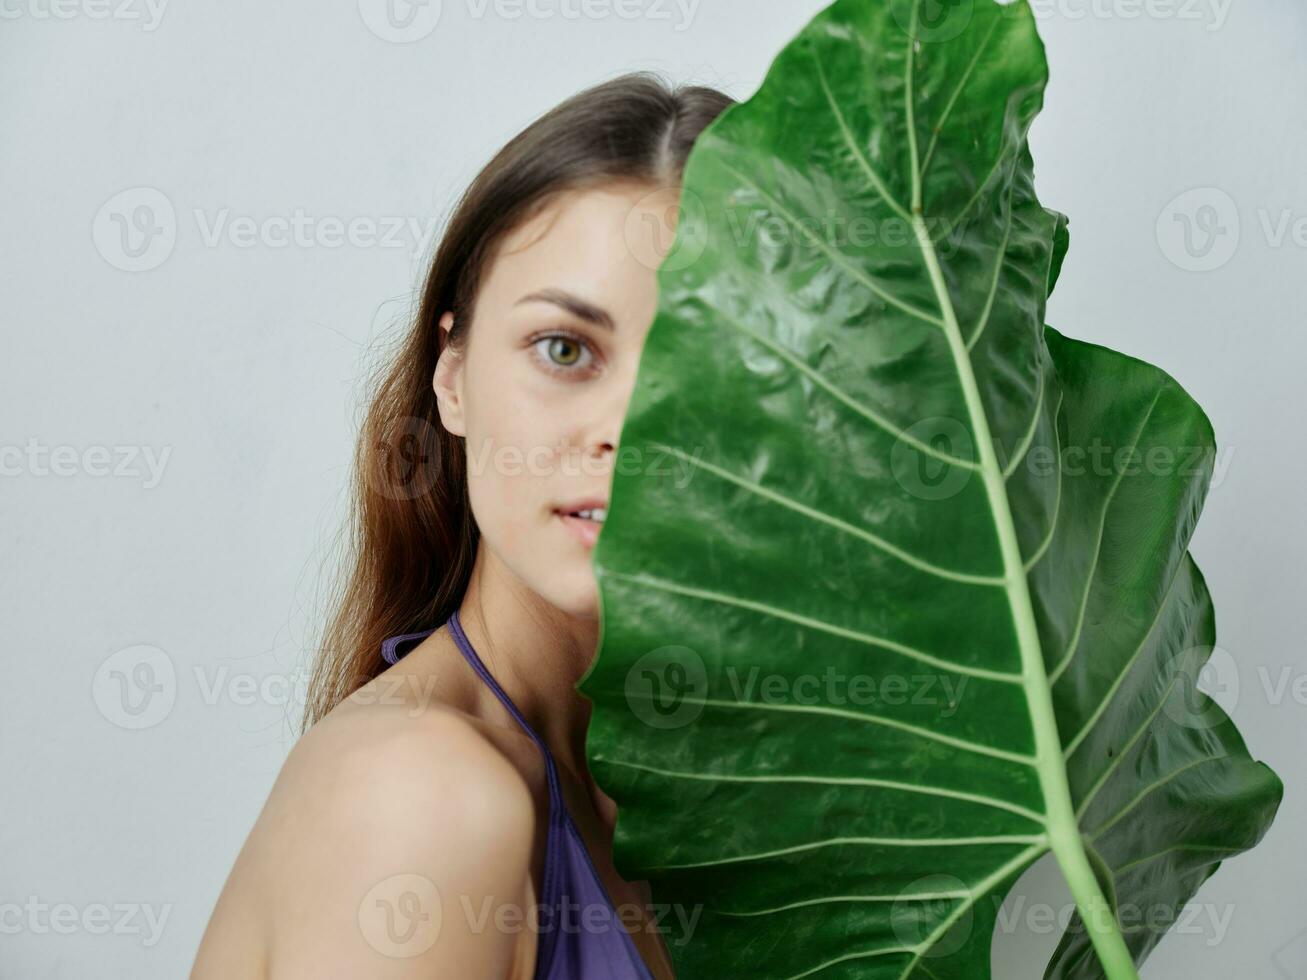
1048, 389, 1166, 684
595, 756, 1045, 823
649, 440, 999, 585
603, 570, 1025, 684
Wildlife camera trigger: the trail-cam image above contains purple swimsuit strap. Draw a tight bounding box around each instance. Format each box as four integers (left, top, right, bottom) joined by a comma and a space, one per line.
380, 612, 566, 806
379, 610, 653, 980
445, 610, 567, 805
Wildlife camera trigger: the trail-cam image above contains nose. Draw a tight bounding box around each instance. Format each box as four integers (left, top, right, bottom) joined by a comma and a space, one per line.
578, 377, 632, 470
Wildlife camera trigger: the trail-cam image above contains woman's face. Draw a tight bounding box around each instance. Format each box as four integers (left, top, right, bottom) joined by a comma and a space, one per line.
433, 180, 679, 620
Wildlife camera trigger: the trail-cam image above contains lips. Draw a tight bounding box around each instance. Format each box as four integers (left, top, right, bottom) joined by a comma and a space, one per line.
556, 512, 603, 547
553, 498, 608, 548
553, 498, 609, 521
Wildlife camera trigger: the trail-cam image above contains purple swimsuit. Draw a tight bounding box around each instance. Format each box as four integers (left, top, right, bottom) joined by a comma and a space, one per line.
381, 610, 658, 980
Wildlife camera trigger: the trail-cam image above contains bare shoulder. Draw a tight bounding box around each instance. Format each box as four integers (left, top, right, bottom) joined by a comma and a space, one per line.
192, 697, 540, 979
288, 692, 537, 822
272, 703, 537, 967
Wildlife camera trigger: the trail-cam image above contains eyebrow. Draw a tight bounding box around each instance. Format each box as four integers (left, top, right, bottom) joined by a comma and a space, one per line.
514, 288, 616, 332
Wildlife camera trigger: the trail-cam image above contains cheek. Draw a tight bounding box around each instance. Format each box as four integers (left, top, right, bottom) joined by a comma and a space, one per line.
461, 383, 562, 528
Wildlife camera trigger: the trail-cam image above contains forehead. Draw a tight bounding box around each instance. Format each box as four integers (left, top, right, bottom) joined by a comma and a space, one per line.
477, 182, 670, 306
501, 181, 655, 257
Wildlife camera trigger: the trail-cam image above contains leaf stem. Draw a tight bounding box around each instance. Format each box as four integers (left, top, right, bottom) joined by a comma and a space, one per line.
1050, 825, 1141, 976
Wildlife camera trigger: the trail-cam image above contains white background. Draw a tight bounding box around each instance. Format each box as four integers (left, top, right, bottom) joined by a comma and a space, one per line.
1, 0, 1303, 976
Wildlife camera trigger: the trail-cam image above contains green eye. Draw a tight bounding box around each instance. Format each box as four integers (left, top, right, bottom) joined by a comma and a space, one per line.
531, 331, 595, 375
546, 336, 582, 366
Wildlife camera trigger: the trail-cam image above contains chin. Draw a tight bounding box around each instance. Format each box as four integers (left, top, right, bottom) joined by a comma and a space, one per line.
557, 590, 601, 622
540, 573, 600, 621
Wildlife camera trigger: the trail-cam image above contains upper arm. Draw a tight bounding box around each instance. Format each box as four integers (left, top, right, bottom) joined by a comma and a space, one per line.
257, 712, 537, 979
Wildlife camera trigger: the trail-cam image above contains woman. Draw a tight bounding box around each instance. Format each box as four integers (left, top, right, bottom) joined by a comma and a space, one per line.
189, 72, 734, 979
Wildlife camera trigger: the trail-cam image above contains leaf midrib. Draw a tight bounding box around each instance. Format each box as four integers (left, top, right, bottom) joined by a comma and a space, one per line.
897, 4, 1138, 976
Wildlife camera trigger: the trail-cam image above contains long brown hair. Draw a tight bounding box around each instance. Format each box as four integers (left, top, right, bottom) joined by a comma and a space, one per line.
300, 71, 735, 732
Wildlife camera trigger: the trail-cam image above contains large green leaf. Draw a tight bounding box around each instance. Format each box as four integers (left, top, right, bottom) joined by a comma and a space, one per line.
579, 0, 1283, 977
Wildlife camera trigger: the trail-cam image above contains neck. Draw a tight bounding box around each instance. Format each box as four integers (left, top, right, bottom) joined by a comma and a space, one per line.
454, 544, 601, 790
